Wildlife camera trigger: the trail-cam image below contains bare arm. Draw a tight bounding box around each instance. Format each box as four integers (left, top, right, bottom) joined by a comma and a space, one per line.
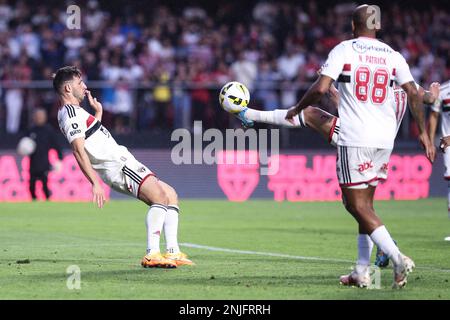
285, 75, 335, 122
71, 138, 106, 208
402, 81, 435, 163
327, 83, 340, 109
428, 111, 439, 144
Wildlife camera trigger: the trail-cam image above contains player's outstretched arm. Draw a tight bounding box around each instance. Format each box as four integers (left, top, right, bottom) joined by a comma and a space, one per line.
322, 83, 340, 110
71, 138, 106, 208
285, 75, 334, 124
402, 81, 436, 163
86, 90, 103, 122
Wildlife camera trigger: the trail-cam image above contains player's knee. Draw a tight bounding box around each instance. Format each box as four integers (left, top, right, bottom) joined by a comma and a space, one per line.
345, 201, 368, 216
167, 186, 178, 205
159, 181, 178, 205
303, 106, 314, 124
169, 189, 178, 205
155, 188, 169, 206
141, 181, 169, 206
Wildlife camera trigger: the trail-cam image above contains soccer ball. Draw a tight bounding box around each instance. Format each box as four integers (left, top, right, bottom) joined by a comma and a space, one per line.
16, 137, 36, 156
219, 81, 250, 113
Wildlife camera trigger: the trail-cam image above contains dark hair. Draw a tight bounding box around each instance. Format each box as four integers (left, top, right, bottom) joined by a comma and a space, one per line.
52, 66, 82, 94
352, 4, 371, 31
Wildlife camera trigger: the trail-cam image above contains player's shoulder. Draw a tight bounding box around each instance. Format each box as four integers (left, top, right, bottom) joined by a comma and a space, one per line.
58, 104, 86, 119
335, 39, 353, 49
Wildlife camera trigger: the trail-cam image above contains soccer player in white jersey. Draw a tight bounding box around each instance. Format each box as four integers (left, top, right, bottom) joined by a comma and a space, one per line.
230, 82, 439, 267
234, 83, 439, 147
53, 66, 193, 268
283, 5, 436, 289
429, 80, 450, 241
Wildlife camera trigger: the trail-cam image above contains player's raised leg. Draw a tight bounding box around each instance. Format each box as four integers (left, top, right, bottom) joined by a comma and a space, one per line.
138, 175, 177, 268
157, 180, 195, 266
237, 106, 337, 140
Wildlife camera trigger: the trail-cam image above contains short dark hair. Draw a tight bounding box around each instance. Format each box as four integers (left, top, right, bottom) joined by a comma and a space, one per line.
352, 4, 369, 30
52, 66, 82, 94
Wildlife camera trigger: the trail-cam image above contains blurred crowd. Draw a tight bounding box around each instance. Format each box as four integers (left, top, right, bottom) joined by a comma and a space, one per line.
0, 0, 449, 136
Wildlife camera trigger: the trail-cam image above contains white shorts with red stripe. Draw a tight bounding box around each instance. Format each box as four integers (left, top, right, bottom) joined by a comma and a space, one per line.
106, 155, 155, 198
337, 146, 392, 189
444, 146, 450, 180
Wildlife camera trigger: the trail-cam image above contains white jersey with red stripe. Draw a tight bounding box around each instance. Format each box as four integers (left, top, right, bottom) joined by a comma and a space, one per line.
392, 83, 420, 134
320, 37, 415, 149
57, 104, 132, 177
329, 83, 419, 146
431, 81, 450, 137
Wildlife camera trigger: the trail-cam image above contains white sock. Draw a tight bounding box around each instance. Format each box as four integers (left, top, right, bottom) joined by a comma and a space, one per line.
369, 225, 401, 266
447, 181, 450, 219
164, 205, 180, 254
244, 109, 306, 127
356, 234, 374, 270
146, 204, 167, 254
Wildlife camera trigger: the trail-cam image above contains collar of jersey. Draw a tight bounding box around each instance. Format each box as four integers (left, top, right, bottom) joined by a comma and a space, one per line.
356, 36, 378, 41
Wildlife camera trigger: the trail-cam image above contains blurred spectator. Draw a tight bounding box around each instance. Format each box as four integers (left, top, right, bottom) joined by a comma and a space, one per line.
25, 108, 63, 200
152, 70, 172, 129
172, 63, 193, 129
277, 43, 305, 81
0, 0, 448, 135
113, 78, 133, 134
4, 55, 31, 134
230, 50, 257, 91
190, 61, 212, 127
254, 59, 280, 111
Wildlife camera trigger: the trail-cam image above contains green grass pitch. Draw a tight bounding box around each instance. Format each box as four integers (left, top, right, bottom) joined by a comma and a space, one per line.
0, 199, 449, 300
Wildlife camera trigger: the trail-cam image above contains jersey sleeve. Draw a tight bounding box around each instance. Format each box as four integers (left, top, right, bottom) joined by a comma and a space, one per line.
394, 52, 415, 86
62, 112, 87, 144
320, 43, 345, 81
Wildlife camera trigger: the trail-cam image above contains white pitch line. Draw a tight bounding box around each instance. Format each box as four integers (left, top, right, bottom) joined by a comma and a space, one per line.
180, 243, 353, 264
4, 240, 449, 273
180, 242, 450, 273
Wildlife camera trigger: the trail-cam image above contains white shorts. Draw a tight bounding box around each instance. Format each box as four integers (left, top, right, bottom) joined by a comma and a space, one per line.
106, 156, 155, 198
336, 146, 392, 189
444, 146, 450, 180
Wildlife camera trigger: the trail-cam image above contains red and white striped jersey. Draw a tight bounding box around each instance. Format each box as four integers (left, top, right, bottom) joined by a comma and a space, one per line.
392, 82, 420, 134
321, 37, 415, 149
431, 81, 450, 137
57, 104, 131, 175
393, 86, 408, 134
